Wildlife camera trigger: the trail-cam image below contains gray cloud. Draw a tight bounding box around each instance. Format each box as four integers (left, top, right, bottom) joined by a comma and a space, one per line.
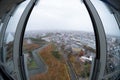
7, 0, 120, 36
26, 0, 94, 32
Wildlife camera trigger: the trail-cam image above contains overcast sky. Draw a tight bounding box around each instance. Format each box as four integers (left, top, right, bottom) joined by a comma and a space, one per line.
7, 0, 120, 36
26, 0, 94, 32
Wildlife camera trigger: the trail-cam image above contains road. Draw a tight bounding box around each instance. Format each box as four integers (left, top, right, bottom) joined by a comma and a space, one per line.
29, 44, 78, 80
62, 51, 78, 80
29, 45, 48, 75
66, 60, 78, 80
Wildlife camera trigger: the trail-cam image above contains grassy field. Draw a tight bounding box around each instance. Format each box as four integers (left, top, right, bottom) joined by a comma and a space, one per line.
23, 40, 40, 70
28, 59, 38, 70
30, 44, 70, 80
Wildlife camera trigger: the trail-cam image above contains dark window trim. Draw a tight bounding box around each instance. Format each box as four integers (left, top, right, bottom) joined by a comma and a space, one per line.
13, 0, 38, 80
0, 62, 14, 80
113, 10, 120, 29
83, 0, 107, 80
101, 0, 120, 11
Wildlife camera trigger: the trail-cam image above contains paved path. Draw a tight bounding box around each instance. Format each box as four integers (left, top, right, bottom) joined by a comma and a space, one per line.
66, 60, 78, 80
29, 45, 48, 75
61, 48, 78, 80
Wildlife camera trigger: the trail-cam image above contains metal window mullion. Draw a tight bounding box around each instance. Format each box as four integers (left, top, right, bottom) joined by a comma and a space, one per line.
13, 0, 37, 80
0, 6, 17, 62
83, 0, 107, 80
0, 5, 19, 80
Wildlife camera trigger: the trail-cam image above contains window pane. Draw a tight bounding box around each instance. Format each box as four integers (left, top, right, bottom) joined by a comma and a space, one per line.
23, 0, 96, 80
3, 0, 30, 79
91, 0, 120, 79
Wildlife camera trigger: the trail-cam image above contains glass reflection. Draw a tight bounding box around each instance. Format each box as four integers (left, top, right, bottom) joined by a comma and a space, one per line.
91, 0, 120, 79
23, 0, 96, 80
3, 0, 30, 79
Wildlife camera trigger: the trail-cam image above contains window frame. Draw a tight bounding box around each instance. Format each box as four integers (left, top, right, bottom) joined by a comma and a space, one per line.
11, 0, 109, 80
13, 0, 38, 80
0, 0, 35, 80
0, 5, 17, 80
83, 0, 107, 80
87, 0, 120, 79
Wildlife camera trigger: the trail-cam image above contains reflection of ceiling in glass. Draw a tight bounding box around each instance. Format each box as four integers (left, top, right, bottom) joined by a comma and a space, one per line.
6, 0, 30, 33
0, 0, 24, 19
101, 0, 120, 10
26, 0, 94, 32
91, 0, 120, 36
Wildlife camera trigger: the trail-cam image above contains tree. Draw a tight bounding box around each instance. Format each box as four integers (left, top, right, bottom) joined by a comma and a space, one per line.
52, 51, 61, 59
79, 49, 85, 57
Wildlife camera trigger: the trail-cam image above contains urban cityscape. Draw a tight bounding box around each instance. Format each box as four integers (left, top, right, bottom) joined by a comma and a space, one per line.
4, 30, 120, 80
23, 30, 96, 80
105, 35, 120, 80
